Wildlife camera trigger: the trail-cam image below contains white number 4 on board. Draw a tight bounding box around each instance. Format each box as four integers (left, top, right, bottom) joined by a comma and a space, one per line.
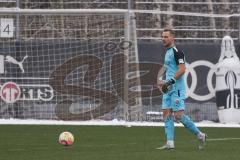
0, 18, 14, 38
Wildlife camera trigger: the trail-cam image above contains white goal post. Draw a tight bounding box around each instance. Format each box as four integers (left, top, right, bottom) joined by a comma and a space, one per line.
0, 8, 142, 121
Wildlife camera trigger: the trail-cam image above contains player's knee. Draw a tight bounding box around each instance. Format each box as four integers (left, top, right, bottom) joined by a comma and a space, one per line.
164, 115, 174, 122
175, 114, 190, 123
174, 114, 182, 123
163, 109, 172, 117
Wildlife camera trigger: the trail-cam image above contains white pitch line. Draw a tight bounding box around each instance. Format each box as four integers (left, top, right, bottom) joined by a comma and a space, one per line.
207, 138, 240, 141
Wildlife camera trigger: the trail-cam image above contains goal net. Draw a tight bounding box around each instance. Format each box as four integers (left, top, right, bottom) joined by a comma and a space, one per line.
0, 9, 142, 121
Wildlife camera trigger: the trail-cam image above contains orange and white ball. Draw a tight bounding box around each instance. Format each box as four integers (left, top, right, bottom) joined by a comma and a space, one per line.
58, 131, 74, 146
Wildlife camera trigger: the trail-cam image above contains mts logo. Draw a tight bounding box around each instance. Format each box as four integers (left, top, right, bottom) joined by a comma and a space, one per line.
0, 82, 21, 103
0, 55, 28, 73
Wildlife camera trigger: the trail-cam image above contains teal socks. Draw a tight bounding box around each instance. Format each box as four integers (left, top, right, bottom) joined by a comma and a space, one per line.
164, 115, 174, 140
180, 115, 200, 135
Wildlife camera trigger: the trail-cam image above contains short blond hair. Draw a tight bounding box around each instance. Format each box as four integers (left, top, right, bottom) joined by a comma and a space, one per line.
163, 27, 174, 36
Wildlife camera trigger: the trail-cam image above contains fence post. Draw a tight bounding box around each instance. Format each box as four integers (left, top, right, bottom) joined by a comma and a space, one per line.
239, 0, 240, 43
16, 0, 20, 41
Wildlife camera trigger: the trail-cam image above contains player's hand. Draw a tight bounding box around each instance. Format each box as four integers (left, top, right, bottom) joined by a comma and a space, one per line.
160, 78, 175, 94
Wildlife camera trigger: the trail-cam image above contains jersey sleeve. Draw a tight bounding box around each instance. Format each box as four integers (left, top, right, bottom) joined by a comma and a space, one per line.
173, 47, 185, 65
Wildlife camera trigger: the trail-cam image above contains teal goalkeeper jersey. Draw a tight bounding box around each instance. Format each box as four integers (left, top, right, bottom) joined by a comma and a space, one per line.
164, 46, 186, 92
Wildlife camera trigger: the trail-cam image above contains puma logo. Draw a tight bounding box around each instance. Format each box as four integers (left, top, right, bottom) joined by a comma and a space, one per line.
5, 55, 28, 73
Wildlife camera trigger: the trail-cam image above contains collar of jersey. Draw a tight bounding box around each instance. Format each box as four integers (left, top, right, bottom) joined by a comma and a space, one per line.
166, 45, 176, 50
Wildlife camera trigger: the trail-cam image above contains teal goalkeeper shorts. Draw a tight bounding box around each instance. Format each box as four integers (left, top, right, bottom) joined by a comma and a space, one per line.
162, 89, 185, 112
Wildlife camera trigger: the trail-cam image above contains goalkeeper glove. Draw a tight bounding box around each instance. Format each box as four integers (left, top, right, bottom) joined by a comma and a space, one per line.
161, 78, 176, 94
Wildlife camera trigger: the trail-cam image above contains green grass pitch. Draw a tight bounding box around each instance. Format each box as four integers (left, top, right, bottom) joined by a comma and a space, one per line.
0, 125, 239, 160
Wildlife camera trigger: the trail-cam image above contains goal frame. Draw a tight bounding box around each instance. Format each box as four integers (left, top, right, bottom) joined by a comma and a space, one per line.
0, 8, 142, 121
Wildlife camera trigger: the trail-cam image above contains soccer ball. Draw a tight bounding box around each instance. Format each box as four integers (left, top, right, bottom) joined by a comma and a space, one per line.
58, 131, 74, 146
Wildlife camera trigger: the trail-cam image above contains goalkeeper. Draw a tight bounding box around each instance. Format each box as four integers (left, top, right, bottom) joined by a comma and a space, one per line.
157, 28, 206, 150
